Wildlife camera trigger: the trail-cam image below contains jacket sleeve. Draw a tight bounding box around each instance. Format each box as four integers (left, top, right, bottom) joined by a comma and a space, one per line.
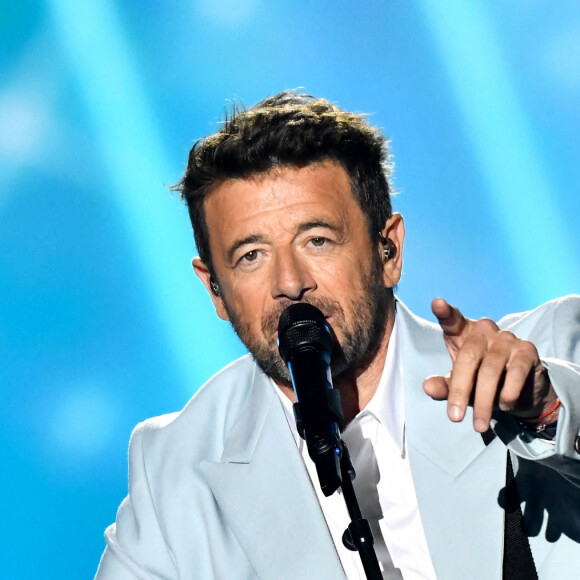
493, 295, 580, 483
94, 422, 177, 580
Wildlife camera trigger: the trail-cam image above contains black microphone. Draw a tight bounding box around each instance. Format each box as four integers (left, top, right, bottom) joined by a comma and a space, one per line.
278, 303, 345, 496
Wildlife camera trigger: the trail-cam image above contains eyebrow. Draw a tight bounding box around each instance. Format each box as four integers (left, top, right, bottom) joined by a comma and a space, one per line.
295, 219, 341, 235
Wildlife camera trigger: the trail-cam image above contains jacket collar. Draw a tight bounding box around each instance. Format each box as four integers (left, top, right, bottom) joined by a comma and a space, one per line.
200, 364, 345, 579
395, 299, 490, 476
395, 300, 506, 578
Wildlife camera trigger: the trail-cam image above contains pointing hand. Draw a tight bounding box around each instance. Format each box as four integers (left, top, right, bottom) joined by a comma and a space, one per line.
423, 298, 558, 433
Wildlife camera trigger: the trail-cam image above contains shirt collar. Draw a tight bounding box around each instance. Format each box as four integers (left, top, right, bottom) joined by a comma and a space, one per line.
360, 315, 405, 453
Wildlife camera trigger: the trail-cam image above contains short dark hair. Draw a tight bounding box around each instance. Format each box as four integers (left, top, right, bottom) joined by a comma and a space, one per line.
173, 90, 393, 276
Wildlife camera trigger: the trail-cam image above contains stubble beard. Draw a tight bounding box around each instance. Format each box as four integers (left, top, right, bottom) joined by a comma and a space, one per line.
223, 256, 390, 388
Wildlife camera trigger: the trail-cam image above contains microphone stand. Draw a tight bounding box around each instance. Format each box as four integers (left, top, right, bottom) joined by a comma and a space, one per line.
337, 444, 383, 580
293, 398, 382, 580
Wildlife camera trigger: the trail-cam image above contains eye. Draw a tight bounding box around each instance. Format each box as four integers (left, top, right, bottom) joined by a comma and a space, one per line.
310, 237, 327, 247
241, 249, 259, 263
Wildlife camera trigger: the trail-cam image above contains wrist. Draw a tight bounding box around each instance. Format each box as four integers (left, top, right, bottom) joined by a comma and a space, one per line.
519, 397, 561, 439
512, 362, 556, 423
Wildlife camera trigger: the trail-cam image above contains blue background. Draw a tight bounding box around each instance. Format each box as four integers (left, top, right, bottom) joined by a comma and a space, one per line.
1, 1, 579, 577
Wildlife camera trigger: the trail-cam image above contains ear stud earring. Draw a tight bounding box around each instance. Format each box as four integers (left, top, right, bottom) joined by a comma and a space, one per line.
209, 278, 221, 297
379, 234, 396, 261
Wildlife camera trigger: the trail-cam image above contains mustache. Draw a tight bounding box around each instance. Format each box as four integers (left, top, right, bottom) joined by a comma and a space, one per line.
261, 297, 345, 339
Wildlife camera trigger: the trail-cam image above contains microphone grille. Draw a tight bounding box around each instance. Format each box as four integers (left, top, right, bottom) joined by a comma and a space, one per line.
278, 303, 332, 363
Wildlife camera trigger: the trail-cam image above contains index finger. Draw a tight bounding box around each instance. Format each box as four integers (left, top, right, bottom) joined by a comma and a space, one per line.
432, 298, 468, 338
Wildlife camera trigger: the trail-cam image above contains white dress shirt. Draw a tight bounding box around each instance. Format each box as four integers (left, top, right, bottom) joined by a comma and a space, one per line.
273, 318, 437, 579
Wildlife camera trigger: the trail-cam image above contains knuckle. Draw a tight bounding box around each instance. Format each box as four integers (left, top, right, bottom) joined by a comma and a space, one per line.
496, 330, 516, 343
507, 364, 529, 383
487, 331, 515, 353
479, 356, 504, 376
476, 317, 499, 332
500, 390, 519, 405
457, 348, 480, 365
516, 339, 537, 358
448, 394, 470, 408
448, 374, 472, 397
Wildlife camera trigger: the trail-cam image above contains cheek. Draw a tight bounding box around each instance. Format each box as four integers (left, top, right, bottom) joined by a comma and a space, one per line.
225, 281, 270, 328
314, 256, 371, 294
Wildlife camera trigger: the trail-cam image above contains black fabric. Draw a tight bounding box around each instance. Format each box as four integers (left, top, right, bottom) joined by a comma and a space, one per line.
482, 428, 496, 447
481, 429, 538, 580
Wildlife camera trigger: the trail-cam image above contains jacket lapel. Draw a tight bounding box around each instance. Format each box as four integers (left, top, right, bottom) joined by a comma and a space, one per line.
396, 301, 506, 578
396, 301, 489, 475
200, 366, 345, 580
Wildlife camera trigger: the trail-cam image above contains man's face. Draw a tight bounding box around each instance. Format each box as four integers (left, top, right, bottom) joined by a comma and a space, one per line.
195, 162, 403, 386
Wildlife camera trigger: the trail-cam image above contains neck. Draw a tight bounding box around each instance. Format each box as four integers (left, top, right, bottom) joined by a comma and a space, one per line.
276, 299, 396, 425
334, 300, 395, 423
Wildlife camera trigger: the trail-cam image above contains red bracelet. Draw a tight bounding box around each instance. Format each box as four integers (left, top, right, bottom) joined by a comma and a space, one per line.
520, 398, 562, 435
537, 398, 561, 421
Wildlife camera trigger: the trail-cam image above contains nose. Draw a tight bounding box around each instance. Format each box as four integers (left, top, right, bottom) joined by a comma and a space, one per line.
271, 248, 316, 300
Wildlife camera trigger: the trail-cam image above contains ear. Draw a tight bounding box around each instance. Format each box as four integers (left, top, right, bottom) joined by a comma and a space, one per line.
379, 212, 405, 288
192, 257, 230, 321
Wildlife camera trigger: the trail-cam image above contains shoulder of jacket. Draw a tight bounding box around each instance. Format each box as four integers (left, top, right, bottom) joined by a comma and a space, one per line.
132, 355, 259, 461
498, 295, 580, 331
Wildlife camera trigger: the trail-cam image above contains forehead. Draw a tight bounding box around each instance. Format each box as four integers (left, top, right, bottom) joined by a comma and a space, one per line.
203, 162, 364, 241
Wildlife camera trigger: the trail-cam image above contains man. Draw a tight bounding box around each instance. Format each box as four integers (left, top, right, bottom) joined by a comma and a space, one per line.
95, 91, 580, 579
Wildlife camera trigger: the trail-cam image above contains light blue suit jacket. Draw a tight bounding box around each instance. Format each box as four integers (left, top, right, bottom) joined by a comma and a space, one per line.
96, 296, 580, 579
